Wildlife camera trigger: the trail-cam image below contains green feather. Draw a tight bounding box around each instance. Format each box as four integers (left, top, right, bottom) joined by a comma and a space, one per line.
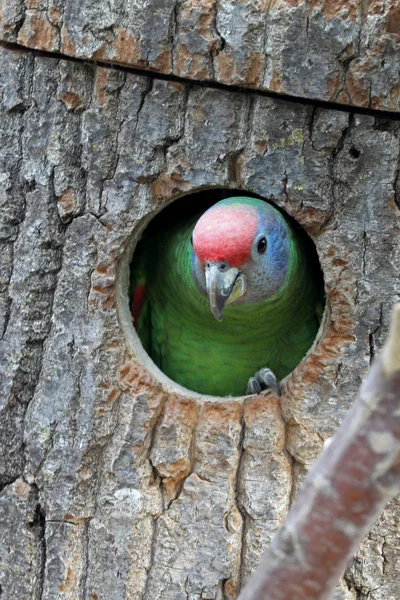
130, 198, 324, 396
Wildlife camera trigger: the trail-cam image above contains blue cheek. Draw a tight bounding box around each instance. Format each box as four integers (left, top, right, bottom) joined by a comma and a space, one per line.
249, 220, 290, 298
272, 239, 289, 275
266, 226, 289, 276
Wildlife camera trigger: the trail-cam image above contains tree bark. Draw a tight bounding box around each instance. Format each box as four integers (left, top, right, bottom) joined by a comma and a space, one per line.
1, 0, 400, 111
0, 6, 399, 598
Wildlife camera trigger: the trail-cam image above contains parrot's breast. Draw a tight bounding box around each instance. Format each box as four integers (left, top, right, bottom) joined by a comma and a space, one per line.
147, 243, 319, 396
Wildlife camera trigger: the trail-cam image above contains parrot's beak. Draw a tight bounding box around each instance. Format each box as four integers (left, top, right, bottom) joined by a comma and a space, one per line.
205, 263, 247, 321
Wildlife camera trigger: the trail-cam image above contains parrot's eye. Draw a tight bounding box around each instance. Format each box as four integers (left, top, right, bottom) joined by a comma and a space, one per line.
257, 236, 267, 254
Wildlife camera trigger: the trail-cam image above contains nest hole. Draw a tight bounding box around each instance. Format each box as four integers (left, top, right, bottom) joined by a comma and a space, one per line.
123, 189, 325, 398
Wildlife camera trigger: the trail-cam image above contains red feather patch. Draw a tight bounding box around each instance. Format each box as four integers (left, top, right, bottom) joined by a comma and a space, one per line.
132, 284, 147, 327
193, 204, 258, 267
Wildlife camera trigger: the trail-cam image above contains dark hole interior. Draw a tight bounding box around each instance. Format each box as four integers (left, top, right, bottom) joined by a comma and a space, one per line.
129, 189, 325, 397
349, 146, 361, 159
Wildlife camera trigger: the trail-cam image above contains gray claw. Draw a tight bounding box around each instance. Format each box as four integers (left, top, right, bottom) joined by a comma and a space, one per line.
246, 377, 261, 395
246, 368, 280, 396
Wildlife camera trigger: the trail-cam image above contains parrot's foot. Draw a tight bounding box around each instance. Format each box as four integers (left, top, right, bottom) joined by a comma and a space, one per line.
246, 368, 280, 396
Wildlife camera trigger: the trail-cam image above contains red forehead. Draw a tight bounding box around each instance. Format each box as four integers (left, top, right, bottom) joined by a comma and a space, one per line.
193, 205, 258, 267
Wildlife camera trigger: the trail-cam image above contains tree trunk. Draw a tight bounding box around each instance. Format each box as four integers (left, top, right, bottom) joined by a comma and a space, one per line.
0, 2, 399, 599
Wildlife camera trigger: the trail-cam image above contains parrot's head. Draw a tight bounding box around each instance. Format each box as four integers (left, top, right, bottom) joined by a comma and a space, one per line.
192, 198, 291, 321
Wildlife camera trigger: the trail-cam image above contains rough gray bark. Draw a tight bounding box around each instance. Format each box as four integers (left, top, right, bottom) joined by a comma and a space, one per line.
1, 0, 400, 111
0, 39, 399, 600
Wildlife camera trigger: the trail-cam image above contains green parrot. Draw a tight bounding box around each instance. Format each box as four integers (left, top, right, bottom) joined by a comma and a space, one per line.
130, 197, 324, 397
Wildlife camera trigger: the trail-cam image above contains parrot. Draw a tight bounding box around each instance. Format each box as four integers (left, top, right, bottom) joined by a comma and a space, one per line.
130, 196, 324, 397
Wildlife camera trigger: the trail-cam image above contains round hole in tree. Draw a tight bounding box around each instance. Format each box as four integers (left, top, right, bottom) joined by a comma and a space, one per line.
127, 189, 325, 397
349, 146, 361, 159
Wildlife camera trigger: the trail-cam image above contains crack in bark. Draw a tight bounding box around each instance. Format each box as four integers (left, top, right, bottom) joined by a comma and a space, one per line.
2, 40, 400, 122
393, 156, 400, 212
78, 517, 90, 599
164, 403, 202, 509
217, 577, 230, 600
333, 112, 354, 159
81, 63, 126, 216
328, 112, 354, 231
368, 303, 383, 365
89, 382, 125, 517
168, 0, 181, 74
261, 1, 272, 88
332, 53, 358, 106
354, 227, 367, 307
226, 94, 254, 187
213, 0, 226, 53
85, 222, 101, 312
210, 0, 226, 80
307, 105, 317, 151
158, 83, 190, 175
69, 367, 83, 449
0, 266, 12, 341
144, 393, 173, 512
27, 484, 47, 600
141, 514, 160, 600
134, 76, 153, 135
101, 71, 128, 192
233, 405, 247, 593
334, 360, 343, 388
0, 474, 23, 494
3, 4, 26, 43
361, 229, 367, 278
286, 449, 298, 510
